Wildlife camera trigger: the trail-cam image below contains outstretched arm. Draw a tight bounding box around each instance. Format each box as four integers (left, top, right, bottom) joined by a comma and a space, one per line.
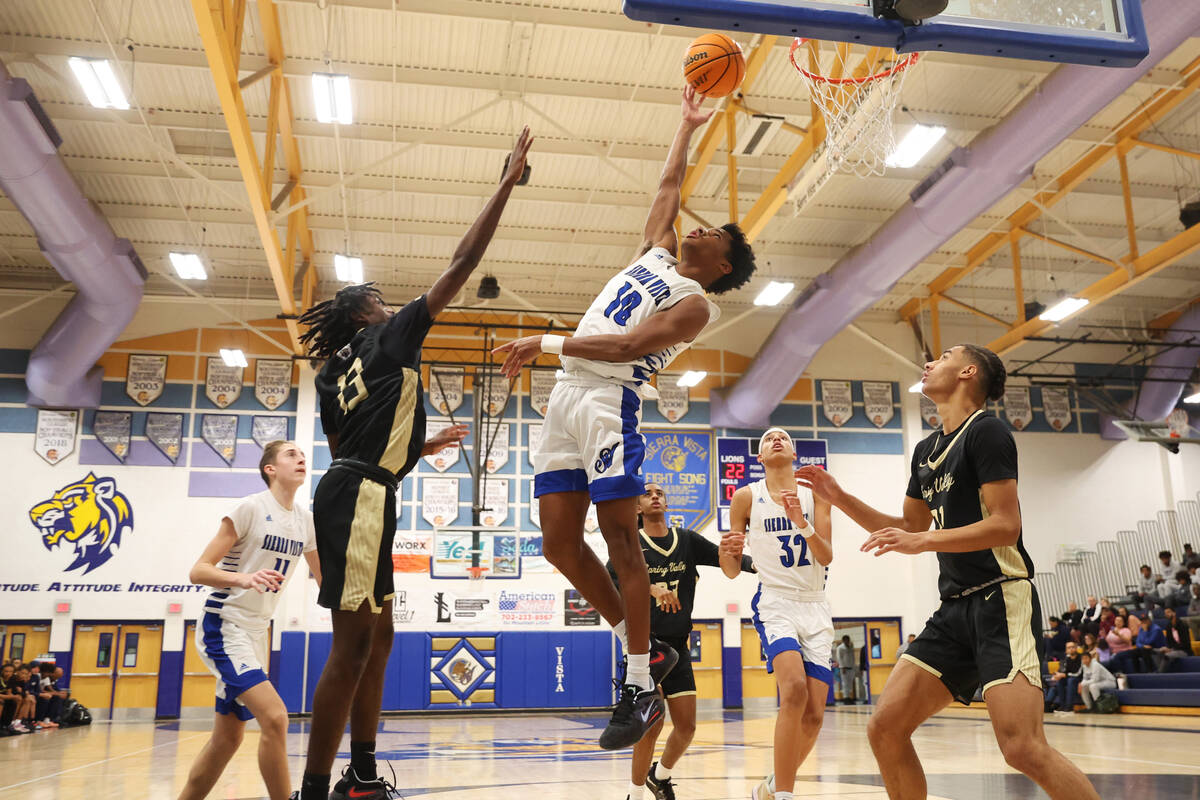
796, 465, 933, 534
425, 127, 533, 318
492, 294, 711, 377
638, 86, 713, 258
861, 479, 1021, 557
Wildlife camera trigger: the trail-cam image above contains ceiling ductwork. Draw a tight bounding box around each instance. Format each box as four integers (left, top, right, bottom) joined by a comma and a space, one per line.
710, 0, 1200, 429
0, 59, 146, 408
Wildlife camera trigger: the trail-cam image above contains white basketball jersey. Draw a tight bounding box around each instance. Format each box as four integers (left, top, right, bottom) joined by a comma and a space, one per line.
560, 247, 719, 385
746, 479, 827, 596
204, 490, 316, 631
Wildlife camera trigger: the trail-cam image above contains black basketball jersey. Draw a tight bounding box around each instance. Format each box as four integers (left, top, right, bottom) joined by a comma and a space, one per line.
609, 527, 753, 639
315, 295, 433, 478
906, 408, 1034, 600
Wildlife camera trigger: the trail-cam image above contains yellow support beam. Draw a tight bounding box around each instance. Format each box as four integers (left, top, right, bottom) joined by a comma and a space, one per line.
900, 54, 1200, 322
1010, 236, 1025, 323
725, 110, 739, 223
1017, 227, 1122, 271
1117, 141, 1138, 261
190, 0, 301, 352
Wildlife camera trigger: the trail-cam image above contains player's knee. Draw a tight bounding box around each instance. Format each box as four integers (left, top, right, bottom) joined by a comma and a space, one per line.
801, 700, 826, 730
672, 718, 696, 741
256, 706, 289, 740
777, 673, 809, 708
542, 536, 580, 568
866, 709, 903, 748
998, 734, 1047, 775
372, 620, 395, 653
213, 723, 244, 753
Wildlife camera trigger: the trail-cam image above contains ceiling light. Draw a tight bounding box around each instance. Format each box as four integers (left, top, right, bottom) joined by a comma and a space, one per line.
219, 348, 248, 368
753, 280, 795, 307
334, 254, 363, 283
312, 73, 352, 124
1184, 388, 1200, 404
677, 370, 707, 388
886, 124, 946, 169
68, 57, 129, 110
168, 252, 207, 280
908, 381, 924, 393
1039, 296, 1088, 322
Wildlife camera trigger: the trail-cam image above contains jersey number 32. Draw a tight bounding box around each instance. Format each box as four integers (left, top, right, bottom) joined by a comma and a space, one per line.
777, 534, 811, 568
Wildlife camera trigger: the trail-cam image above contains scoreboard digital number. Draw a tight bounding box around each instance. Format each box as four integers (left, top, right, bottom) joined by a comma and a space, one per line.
716, 436, 828, 530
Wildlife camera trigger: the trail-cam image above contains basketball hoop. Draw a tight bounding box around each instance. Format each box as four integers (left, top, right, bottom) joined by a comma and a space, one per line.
466, 565, 489, 586
788, 39, 920, 177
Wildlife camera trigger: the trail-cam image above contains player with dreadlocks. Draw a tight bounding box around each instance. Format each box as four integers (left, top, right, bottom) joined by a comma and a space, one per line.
293, 128, 532, 800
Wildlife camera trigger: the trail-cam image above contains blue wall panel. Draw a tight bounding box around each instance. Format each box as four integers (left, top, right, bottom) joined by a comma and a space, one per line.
278, 632, 306, 713
721, 646, 742, 708
496, 630, 612, 709
304, 633, 332, 713
157, 650, 184, 718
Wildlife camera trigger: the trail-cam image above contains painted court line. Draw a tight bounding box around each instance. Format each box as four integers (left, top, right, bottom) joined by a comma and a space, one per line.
0, 731, 209, 793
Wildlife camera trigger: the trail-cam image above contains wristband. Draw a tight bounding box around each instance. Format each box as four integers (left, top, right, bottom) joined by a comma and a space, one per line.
541, 334, 565, 355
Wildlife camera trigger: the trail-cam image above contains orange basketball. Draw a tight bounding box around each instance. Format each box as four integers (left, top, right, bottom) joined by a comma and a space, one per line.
683, 33, 745, 98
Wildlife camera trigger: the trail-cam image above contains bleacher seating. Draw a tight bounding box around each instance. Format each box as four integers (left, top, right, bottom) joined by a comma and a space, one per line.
1034, 491, 1200, 714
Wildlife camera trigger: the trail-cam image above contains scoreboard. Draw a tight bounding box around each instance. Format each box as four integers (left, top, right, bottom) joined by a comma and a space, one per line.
716, 436, 828, 530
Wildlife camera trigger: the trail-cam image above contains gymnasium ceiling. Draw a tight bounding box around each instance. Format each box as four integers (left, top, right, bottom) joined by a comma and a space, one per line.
0, 1, 1199, 359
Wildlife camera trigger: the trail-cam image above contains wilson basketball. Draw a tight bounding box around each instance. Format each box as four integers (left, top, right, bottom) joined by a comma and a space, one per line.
683, 33, 745, 98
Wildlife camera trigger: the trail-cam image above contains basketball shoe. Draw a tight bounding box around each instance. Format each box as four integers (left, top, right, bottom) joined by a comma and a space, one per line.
751, 775, 775, 800
329, 765, 401, 800
649, 636, 680, 684
599, 681, 665, 750
645, 762, 676, 800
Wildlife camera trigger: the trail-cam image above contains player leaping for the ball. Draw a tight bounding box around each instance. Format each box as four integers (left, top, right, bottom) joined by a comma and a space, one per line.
720, 428, 833, 800
494, 85, 756, 749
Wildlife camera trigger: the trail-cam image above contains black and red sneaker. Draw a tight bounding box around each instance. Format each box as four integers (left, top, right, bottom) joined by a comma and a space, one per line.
330, 765, 402, 800
649, 636, 680, 684
599, 682, 665, 750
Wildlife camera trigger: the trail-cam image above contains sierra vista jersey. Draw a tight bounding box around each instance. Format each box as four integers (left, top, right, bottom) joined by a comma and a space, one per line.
205, 490, 316, 631
746, 479, 826, 597
906, 409, 1034, 600
316, 294, 434, 478
608, 527, 752, 639
560, 247, 719, 386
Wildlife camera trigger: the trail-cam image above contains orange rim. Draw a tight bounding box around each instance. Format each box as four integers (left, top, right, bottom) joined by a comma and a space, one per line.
789, 38, 920, 85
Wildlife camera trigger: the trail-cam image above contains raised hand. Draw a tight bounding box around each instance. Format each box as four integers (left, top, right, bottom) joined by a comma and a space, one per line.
501, 126, 533, 186
860, 528, 928, 558
492, 335, 544, 378
795, 464, 840, 505
779, 490, 810, 530
424, 423, 469, 455
681, 84, 714, 127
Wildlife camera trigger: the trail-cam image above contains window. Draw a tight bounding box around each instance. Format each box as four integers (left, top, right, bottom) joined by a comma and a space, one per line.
122, 633, 139, 668
9, 633, 25, 662
96, 632, 113, 669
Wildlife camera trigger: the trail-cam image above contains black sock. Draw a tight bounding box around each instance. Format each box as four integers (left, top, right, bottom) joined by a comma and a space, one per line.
351, 740, 377, 780
301, 772, 330, 800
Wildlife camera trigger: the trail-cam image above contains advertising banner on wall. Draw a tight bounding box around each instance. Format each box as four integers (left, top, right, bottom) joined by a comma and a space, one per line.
821, 380, 853, 427
1042, 387, 1072, 431
94, 411, 132, 462
641, 428, 713, 531
564, 589, 601, 626
35, 410, 78, 465
1004, 386, 1033, 430
201, 414, 238, 465
205, 357, 243, 408
429, 367, 464, 415
254, 359, 292, 410
126, 354, 166, 406
392, 532, 433, 573
530, 369, 556, 417
146, 412, 184, 463
862, 381, 894, 428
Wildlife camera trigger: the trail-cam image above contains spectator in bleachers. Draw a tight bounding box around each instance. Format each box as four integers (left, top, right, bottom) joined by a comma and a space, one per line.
1046, 642, 1082, 712
1080, 596, 1102, 635
1155, 607, 1193, 672
1062, 602, 1083, 630
1184, 584, 1200, 640
1151, 570, 1194, 611
0, 664, 19, 734
1182, 543, 1199, 570
1082, 632, 1100, 660
1136, 565, 1157, 609
11, 667, 35, 732
1105, 615, 1135, 673
1098, 608, 1115, 640
1189, 564, 1198, 585
1077, 650, 1117, 713
22, 665, 55, 730
1044, 616, 1070, 662
1132, 614, 1165, 673
1157, 549, 1182, 589
35, 664, 63, 728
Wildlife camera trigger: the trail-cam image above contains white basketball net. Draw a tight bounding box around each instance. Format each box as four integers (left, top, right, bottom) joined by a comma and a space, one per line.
789, 39, 920, 178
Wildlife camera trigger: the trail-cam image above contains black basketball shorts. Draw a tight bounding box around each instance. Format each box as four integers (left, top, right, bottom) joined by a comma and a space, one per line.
902, 578, 1045, 705
313, 466, 397, 614
658, 636, 698, 698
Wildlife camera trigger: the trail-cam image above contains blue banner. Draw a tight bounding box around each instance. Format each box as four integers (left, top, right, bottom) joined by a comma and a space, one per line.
640, 428, 713, 531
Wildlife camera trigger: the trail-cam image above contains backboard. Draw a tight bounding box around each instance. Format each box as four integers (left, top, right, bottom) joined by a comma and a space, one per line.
622, 0, 1148, 67
431, 527, 522, 579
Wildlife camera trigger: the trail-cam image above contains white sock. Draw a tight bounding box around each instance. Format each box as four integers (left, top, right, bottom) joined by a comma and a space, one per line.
626, 781, 645, 799
626, 652, 652, 691
775, 792, 794, 800
613, 620, 628, 653
653, 763, 672, 781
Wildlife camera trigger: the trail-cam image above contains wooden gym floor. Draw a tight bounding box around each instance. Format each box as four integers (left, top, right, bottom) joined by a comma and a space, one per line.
1, 706, 1198, 799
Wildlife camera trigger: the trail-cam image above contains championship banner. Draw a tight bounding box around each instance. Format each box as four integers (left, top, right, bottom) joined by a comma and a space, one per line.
201, 414, 238, 465
146, 412, 184, 463
483, 423, 510, 473
476, 367, 511, 417
481, 478, 509, 527
254, 359, 292, 410
656, 375, 690, 423
642, 428, 714, 530
919, 395, 941, 428
35, 409, 78, 465
251, 416, 289, 448
205, 357, 243, 408
126, 354, 166, 406
1042, 387, 1072, 431
392, 532, 433, 573
527, 422, 542, 467
862, 381, 894, 428
421, 476, 460, 527
1004, 386, 1033, 431
529, 369, 556, 418
94, 411, 132, 462
422, 420, 461, 472
821, 380, 853, 427
428, 367, 464, 415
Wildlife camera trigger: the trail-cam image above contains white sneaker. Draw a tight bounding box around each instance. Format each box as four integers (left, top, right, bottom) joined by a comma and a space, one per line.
751, 775, 774, 800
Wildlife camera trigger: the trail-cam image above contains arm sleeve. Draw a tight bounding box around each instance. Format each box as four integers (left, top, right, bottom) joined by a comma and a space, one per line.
303, 510, 317, 553
381, 295, 434, 361
968, 416, 1019, 485
905, 443, 925, 500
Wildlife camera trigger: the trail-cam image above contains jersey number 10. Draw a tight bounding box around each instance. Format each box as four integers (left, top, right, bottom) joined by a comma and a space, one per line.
603, 281, 643, 326
777, 534, 811, 568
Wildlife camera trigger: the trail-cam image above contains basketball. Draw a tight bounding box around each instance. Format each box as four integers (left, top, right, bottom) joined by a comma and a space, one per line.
683, 33, 745, 98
